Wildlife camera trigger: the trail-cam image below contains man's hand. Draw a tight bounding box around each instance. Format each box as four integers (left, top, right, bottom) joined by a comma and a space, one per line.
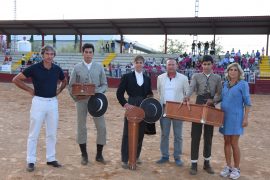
124, 103, 135, 110
29, 89, 35, 96
76, 95, 90, 101
206, 99, 214, 106
183, 97, 190, 102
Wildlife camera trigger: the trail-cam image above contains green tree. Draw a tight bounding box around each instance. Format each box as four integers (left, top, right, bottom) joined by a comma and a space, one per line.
214, 38, 224, 55
159, 39, 188, 54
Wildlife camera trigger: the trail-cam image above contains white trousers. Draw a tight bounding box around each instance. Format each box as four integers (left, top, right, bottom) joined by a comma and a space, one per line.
27, 96, 58, 164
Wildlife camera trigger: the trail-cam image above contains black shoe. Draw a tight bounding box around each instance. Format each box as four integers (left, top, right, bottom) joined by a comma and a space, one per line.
81, 155, 88, 165
121, 162, 128, 169
27, 163, 35, 172
47, 161, 62, 168
136, 158, 142, 165
203, 162, 215, 174
190, 163, 198, 175
96, 155, 106, 164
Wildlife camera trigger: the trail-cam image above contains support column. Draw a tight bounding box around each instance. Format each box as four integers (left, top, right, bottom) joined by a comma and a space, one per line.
42, 33, 45, 47
266, 33, 269, 56
164, 34, 168, 54
79, 34, 82, 53
120, 34, 123, 54
213, 34, 216, 55
7, 34, 11, 49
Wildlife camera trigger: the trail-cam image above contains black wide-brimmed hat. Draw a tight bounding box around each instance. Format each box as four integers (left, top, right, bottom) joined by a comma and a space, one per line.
88, 93, 108, 117
140, 98, 162, 124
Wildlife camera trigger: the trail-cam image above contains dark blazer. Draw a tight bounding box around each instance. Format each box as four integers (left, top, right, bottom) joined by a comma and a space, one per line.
116, 71, 153, 107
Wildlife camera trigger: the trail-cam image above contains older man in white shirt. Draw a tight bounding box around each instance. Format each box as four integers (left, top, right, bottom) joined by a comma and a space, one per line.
156, 58, 189, 166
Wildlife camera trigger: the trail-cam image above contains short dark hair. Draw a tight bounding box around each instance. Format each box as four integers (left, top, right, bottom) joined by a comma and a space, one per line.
134, 55, 145, 63
82, 43, 95, 53
202, 55, 213, 63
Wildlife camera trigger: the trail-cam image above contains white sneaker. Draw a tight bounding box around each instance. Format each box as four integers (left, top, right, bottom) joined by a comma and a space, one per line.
220, 165, 231, 177
230, 168, 240, 179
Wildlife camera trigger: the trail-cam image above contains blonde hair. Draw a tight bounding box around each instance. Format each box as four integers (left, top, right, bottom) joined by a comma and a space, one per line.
225, 63, 245, 81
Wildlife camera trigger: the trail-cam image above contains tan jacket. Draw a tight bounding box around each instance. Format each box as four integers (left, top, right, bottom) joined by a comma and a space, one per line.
157, 72, 189, 105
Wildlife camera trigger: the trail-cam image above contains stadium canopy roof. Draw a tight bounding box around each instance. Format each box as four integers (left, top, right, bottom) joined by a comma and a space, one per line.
0, 16, 270, 35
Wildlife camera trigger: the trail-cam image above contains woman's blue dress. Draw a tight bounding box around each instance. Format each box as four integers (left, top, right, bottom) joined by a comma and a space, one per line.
219, 80, 251, 135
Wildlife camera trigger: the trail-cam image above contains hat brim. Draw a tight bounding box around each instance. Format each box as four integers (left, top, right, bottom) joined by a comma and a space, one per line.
140, 98, 162, 123
88, 93, 108, 117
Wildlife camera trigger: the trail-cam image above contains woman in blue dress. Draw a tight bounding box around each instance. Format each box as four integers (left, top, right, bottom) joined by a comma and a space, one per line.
219, 63, 251, 179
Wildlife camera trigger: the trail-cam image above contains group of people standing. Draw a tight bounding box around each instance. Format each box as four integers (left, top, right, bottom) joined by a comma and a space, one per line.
12, 43, 251, 180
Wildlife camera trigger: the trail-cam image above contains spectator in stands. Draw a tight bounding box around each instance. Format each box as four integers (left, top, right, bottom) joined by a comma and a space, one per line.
244, 67, 250, 82
255, 50, 260, 59
105, 42, 110, 53
225, 51, 230, 59
110, 41, 115, 53
192, 41, 196, 55
241, 55, 248, 69
210, 41, 215, 50
197, 41, 202, 54
245, 51, 250, 58
250, 50, 255, 58
236, 50, 241, 58
262, 47, 265, 56
231, 48, 235, 57
204, 41, 209, 55
7, 56, 12, 65
21, 54, 26, 67
124, 43, 129, 54
229, 56, 234, 64
108, 63, 112, 76
129, 43, 134, 54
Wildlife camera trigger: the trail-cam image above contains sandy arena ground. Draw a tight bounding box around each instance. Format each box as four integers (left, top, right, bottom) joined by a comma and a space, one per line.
0, 82, 269, 180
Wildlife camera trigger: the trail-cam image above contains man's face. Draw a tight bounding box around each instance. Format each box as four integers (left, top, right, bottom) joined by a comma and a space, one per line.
166, 59, 177, 73
134, 59, 144, 72
43, 50, 55, 64
202, 61, 213, 73
83, 48, 94, 63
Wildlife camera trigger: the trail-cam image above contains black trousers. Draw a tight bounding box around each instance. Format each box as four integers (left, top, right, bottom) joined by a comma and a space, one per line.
121, 96, 146, 163
121, 118, 145, 163
191, 95, 214, 161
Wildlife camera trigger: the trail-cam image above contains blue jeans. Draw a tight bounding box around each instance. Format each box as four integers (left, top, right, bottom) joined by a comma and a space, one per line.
160, 116, 183, 160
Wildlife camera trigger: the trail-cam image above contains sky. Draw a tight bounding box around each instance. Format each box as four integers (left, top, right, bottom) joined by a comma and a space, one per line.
0, 0, 270, 53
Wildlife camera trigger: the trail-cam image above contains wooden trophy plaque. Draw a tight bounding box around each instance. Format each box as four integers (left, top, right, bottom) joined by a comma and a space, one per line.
71, 83, 95, 96
165, 101, 224, 127
125, 106, 145, 170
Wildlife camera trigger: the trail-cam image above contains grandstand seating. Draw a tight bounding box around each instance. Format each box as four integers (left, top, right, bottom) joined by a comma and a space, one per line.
259, 56, 270, 78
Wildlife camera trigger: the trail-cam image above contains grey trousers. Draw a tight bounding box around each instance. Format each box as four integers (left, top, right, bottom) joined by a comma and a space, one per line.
75, 99, 106, 145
